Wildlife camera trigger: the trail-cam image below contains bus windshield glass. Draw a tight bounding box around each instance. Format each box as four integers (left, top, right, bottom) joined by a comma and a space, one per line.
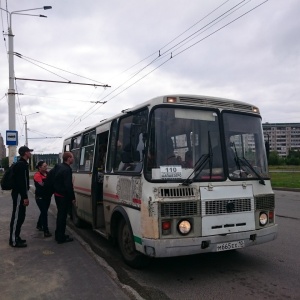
223, 112, 269, 180
145, 107, 224, 181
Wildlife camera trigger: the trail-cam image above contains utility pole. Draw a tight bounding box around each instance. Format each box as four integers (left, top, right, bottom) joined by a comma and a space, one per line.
7, 10, 16, 165
0, 6, 52, 165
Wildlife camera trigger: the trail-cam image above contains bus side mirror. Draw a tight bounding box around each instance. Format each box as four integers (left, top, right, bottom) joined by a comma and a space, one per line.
265, 141, 270, 162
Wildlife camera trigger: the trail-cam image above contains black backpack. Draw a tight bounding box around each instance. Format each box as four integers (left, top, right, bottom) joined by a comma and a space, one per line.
1, 163, 16, 190
44, 164, 59, 196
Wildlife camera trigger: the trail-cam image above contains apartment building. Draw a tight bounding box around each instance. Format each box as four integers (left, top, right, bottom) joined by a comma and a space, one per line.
263, 123, 300, 157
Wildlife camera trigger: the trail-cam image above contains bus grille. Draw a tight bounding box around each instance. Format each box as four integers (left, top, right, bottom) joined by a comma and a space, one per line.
255, 194, 275, 209
179, 97, 253, 112
158, 187, 195, 198
204, 198, 252, 215
160, 201, 200, 217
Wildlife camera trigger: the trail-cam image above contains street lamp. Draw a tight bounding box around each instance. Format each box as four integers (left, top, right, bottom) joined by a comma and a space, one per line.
24, 112, 40, 147
0, 6, 52, 164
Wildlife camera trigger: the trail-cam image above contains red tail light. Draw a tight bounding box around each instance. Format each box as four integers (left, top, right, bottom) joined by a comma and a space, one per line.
269, 211, 274, 222
162, 221, 171, 230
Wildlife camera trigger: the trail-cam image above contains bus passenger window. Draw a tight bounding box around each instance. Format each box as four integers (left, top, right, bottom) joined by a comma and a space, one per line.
79, 130, 96, 172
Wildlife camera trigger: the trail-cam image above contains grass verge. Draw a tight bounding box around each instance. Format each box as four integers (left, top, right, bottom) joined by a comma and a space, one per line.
269, 166, 300, 189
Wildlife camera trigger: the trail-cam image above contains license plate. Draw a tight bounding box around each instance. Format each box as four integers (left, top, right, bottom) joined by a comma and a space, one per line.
216, 240, 245, 252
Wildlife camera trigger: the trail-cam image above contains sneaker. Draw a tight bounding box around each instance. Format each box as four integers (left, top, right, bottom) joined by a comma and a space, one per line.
17, 237, 27, 244
9, 241, 27, 248
55, 234, 69, 242
44, 232, 52, 238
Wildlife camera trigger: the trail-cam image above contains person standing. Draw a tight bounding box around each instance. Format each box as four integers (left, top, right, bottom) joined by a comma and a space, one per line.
9, 146, 33, 248
34, 160, 52, 237
53, 151, 76, 244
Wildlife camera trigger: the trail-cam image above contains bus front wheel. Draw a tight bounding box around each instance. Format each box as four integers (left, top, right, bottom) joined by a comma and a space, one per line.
118, 218, 149, 269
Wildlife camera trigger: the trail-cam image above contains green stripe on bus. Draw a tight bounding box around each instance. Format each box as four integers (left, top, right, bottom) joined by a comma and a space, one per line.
134, 235, 142, 245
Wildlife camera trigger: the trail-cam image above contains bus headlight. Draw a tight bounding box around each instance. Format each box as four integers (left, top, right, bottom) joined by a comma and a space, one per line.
259, 212, 268, 226
177, 220, 192, 235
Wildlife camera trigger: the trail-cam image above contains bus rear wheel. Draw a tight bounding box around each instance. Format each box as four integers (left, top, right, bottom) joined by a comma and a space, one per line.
118, 218, 149, 269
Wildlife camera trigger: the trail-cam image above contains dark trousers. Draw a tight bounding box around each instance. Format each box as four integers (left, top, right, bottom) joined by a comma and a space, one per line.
10, 191, 26, 245
54, 195, 70, 242
36, 196, 51, 232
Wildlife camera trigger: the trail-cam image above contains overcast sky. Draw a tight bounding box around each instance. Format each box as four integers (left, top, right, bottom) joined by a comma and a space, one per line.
0, 0, 299, 154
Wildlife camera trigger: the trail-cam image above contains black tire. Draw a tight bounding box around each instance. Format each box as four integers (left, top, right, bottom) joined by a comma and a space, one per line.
72, 204, 83, 228
118, 218, 150, 269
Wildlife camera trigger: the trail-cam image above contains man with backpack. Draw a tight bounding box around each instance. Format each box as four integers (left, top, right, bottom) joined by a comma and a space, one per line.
9, 146, 33, 248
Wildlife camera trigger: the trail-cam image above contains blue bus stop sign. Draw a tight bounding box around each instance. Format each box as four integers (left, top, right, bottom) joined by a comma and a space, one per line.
6, 130, 18, 146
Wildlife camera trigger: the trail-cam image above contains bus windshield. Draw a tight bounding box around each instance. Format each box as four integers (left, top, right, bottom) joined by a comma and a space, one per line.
145, 107, 269, 182
223, 112, 269, 180
145, 107, 224, 181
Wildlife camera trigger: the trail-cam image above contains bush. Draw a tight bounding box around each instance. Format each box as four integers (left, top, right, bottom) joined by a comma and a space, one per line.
268, 151, 285, 165
286, 157, 300, 165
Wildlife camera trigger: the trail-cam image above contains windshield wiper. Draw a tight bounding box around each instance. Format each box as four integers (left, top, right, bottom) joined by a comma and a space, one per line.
237, 156, 265, 185
232, 142, 242, 172
232, 142, 265, 185
182, 131, 213, 186
181, 154, 209, 186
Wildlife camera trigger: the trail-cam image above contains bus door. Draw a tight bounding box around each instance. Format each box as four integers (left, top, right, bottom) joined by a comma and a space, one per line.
92, 131, 109, 229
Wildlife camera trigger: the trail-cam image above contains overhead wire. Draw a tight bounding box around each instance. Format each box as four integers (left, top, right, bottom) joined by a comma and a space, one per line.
160, 0, 252, 57
14, 78, 26, 139
11, 53, 109, 147
92, 0, 249, 106
173, 0, 268, 57
28, 128, 59, 138
0, 1, 8, 53
9, 1, 234, 146
0, 94, 6, 101
75, 1, 241, 114
45, 0, 268, 144
107, 0, 231, 82
16, 53, 108, 85
15, 54, 72, 82
78, 0, 267, 122
157, 0, 249, 58
13, 0, 268, 151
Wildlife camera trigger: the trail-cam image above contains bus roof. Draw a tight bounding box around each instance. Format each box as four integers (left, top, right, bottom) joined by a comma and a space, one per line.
66, 94, 260, 139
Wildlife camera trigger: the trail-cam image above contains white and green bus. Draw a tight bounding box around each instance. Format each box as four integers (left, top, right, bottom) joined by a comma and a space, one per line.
63, 94, 277, 268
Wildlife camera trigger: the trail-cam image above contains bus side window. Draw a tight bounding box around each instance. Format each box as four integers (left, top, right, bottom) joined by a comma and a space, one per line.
79, 130, 96, 172
70, 135, 81, 171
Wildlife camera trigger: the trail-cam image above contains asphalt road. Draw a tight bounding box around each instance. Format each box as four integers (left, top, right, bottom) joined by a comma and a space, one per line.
68, 190, 300, 300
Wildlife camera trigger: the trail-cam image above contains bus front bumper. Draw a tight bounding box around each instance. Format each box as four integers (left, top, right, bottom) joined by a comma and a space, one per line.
141, 224, 278, 258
